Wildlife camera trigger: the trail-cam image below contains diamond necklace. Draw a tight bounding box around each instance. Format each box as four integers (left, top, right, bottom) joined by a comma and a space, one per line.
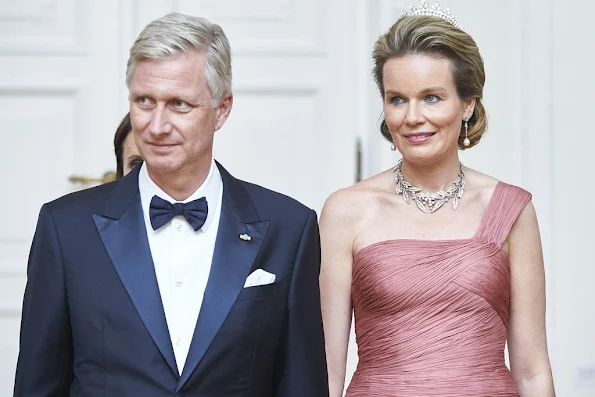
393, 160, 466, 213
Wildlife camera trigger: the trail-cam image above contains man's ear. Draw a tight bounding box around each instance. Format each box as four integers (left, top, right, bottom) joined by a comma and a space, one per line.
214, 93, 233, 131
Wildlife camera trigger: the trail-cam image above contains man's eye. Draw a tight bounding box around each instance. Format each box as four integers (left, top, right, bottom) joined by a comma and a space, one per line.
390, 96, 404, 105
174, 100, 189, 108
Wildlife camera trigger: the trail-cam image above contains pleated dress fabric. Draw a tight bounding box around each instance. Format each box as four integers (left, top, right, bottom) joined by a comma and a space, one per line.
347, 182, 531, 397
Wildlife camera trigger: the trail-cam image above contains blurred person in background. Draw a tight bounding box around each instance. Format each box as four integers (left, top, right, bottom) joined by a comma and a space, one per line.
113, 112, 143, 178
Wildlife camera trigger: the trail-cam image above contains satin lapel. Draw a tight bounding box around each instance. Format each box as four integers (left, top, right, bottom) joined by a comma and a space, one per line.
93, 165, 178, 377
177, 163, 270, 390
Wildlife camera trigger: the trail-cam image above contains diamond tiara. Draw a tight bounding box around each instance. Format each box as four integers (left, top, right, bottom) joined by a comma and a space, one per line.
400, 0, 462, 30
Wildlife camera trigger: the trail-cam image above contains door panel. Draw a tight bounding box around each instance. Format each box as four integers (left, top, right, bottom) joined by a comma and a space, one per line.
0, 1, 121, 394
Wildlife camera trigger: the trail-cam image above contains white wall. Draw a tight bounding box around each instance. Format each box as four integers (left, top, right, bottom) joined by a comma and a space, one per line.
552, 0, 595, 395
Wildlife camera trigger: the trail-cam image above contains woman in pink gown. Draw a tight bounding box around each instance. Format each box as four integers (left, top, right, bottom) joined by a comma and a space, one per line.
319, 2, 555, 396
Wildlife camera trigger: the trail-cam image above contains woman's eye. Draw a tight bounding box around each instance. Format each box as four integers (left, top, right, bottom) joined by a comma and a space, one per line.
390, 96, 404, 105
425, 95, 440, 103
128, 158, 142, 168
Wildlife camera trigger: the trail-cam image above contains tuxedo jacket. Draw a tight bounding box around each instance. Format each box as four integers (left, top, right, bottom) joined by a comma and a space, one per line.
14, 162, 329, 397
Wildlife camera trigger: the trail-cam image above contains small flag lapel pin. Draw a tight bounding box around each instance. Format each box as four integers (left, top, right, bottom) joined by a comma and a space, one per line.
239, 233, 252, 241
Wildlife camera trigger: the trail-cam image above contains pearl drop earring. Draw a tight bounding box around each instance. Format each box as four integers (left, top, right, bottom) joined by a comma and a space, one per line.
390, 143, 396, 151
463, 118, 470, 147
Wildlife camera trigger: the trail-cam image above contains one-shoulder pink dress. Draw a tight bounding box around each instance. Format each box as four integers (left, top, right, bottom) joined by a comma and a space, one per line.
347, 182, 531, 397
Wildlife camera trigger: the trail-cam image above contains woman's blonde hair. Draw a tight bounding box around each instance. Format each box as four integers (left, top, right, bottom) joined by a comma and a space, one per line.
373, 16, 486, 149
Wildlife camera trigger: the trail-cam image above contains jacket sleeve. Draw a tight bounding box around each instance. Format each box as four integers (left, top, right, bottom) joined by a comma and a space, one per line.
14, 204, 73, 397
273, 209, 329, 397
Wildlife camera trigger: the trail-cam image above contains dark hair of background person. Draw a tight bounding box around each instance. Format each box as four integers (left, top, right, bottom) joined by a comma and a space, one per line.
114, 112, 132, 179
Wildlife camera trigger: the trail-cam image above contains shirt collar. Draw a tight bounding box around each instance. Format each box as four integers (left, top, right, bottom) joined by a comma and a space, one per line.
138, 160, 222, 232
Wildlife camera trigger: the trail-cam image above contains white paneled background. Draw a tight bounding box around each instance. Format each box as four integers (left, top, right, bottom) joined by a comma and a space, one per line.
0, 0, 593, 396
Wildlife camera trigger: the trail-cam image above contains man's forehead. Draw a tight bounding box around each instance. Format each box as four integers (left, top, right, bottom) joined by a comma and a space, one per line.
129, 82, 206, 100
130, 57, 207, 97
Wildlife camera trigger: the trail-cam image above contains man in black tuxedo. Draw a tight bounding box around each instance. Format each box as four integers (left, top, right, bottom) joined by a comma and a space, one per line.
14, 12, 328, 397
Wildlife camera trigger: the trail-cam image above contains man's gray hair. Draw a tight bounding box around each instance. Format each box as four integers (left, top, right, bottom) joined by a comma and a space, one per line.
126, 12, 232, 106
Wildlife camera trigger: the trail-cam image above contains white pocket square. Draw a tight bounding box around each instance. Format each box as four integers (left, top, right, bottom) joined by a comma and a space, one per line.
243, 269, 276, 288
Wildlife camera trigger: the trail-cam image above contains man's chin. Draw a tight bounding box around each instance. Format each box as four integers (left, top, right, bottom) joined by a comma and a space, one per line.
144, 159, 180, 174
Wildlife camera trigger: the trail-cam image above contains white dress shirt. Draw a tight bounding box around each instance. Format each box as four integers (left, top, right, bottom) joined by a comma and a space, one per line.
138, 161, 223, 375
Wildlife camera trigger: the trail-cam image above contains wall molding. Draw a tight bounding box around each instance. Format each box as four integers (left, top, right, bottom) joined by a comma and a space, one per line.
0, 0, 89, 55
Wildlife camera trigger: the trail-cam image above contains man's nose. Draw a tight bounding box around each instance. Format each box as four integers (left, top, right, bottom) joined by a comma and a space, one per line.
148, 106, 173, 135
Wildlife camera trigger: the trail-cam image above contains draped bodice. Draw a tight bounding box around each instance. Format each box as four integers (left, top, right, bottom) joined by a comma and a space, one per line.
347, 182, 531, 397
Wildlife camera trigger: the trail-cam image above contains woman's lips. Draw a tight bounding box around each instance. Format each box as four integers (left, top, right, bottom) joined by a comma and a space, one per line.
405, 132, 436, 144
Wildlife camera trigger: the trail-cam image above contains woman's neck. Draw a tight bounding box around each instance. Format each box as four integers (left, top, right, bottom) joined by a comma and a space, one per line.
399, 155, 462, 192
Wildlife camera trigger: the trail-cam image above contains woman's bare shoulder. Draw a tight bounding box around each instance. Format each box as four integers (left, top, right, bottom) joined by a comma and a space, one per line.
321, 169, 394, 228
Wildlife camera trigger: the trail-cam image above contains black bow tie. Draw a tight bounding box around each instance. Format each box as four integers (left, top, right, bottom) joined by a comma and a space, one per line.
149, 195, 208, 231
